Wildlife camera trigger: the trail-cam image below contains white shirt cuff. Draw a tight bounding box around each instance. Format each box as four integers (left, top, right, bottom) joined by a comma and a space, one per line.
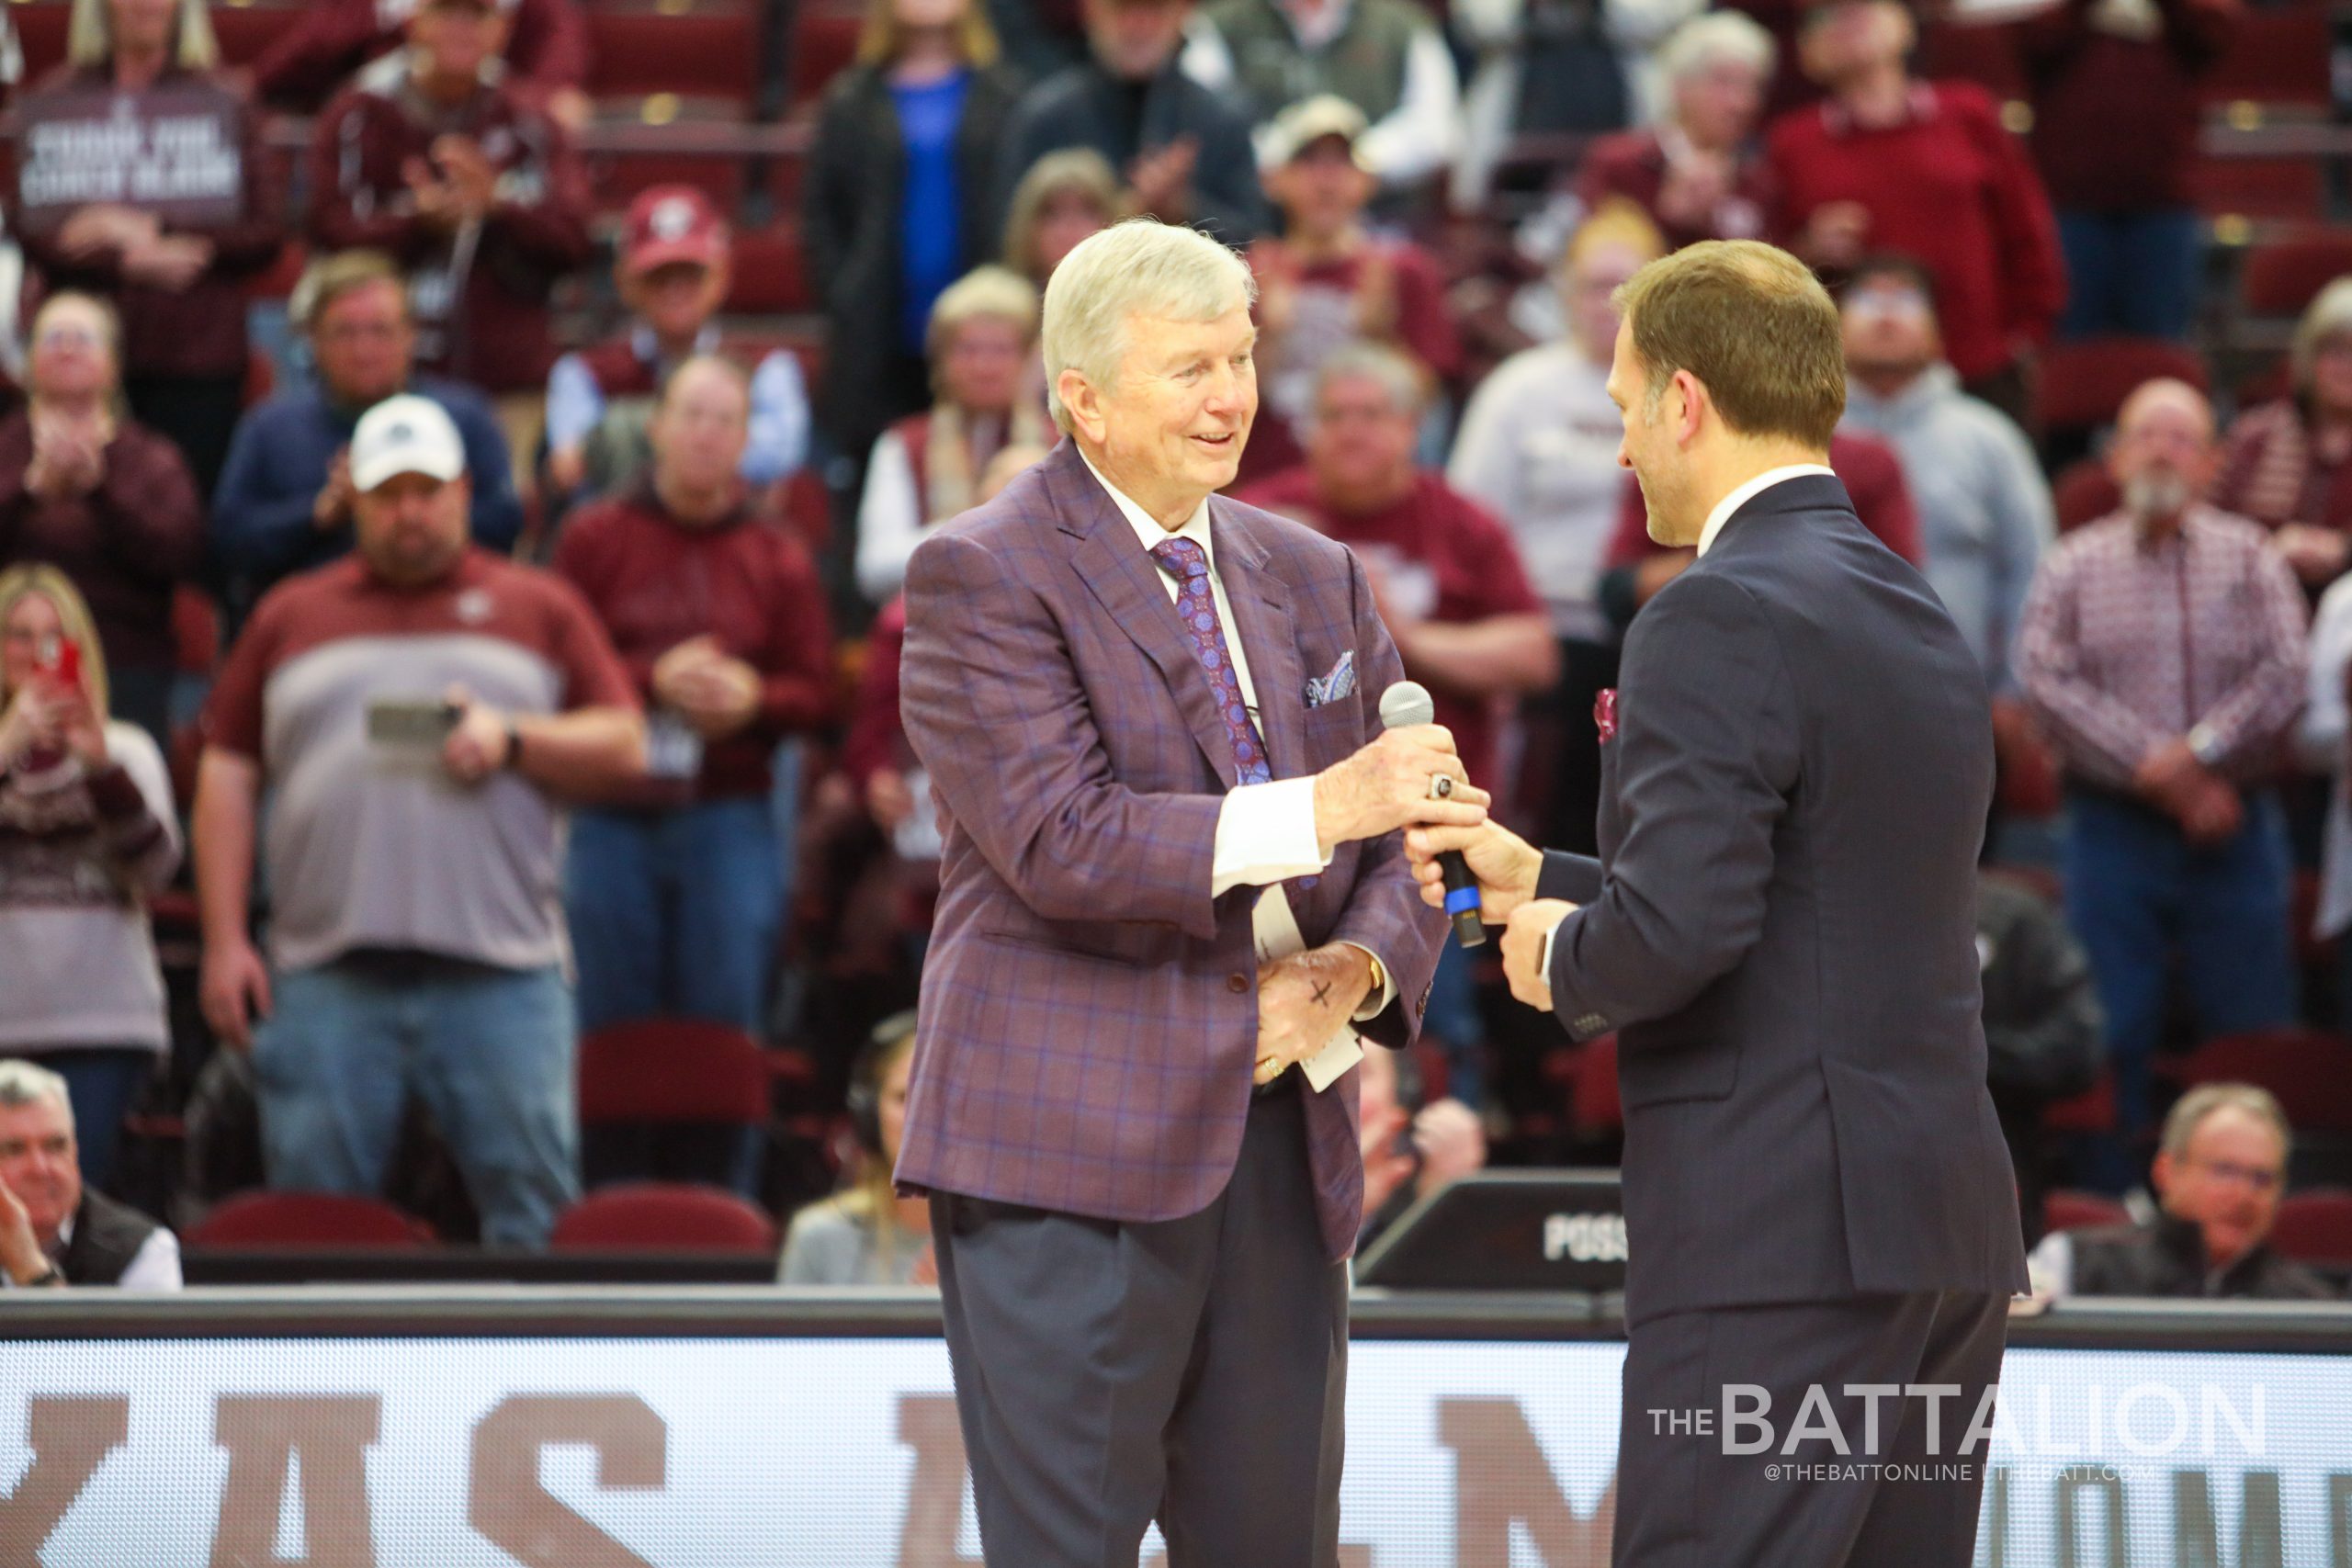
1538, 906, 1574, 990
1338, 942, 1396, 1020
1210, 776, 1331, 896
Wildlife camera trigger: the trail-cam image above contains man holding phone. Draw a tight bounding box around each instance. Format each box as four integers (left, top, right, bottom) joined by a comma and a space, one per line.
193, 396, 645, 1247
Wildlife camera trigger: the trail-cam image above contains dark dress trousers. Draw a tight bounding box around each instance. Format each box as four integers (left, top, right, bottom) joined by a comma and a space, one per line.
898, 439, 1442, 1566
1537, 473, 2030, 1567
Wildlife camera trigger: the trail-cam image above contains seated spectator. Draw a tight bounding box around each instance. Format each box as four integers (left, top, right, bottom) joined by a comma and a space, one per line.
1188, 0, 1461, 192
6, 0, 284, 495
2017, 380, 2306, 1165
1357, 1038, 1485, 1251
543, 186, 812, 509
0, 1058, 179, 1289
307, 0, 592, 399
1766, 0, 2064, 429
254, 0, 590, 126
2017, 0, 2233, 343
1976, 871, 2105, 1235
855, 267, 1050, 604
194, 396, 644, 1247
2027, 1085, 2335, 1300
212, 252, 523, 625
1001, 147, 1121, 289
0, 294, 202, 748
1447, 201, 1662, 855
997, 0, 1268, 252
0, 568, 177, 1191
807, 0, 1024, 480
553, 358, 834, 1036
1596, 424, 1920, 628
2214, 279, 2352, 592
1837, 254, 2052, 699
1569, 11, 1777, 252
778, 1015, 935, 1285
1238, 96, 1462, 486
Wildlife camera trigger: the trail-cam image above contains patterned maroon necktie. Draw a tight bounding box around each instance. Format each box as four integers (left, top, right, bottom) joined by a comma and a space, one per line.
1150, 536, 1273, 786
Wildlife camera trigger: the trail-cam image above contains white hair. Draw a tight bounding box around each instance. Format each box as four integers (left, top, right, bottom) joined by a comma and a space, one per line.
1657, 10, 1775, 85
0, 1060, 73, 1131
2293, 276, 2352, 395
1041, 220, 1257, 434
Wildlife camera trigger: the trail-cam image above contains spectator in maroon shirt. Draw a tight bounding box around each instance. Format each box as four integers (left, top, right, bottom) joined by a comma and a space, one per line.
254, 0, 591, 127
553, 356, 835, 1039
1766, 0, 2066, 429
307, 0, 594, 399
0, 294, 201, 751
6, 0, 285, 497
1238, 96, 1464, 488
1573, 11, 1779, 253
2213, 278, 2352, 591
2016, 0, 2234, 343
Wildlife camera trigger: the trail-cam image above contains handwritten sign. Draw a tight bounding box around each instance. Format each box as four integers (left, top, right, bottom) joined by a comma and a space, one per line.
12, 78, 245, 233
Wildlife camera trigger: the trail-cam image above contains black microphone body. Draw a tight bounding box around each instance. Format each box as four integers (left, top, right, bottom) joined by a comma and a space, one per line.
1377, 681, 1487, 948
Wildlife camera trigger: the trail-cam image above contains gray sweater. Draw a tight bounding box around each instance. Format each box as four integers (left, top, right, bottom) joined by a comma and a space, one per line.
1840, 366, 2053, 694
777, 1198, 933, 1287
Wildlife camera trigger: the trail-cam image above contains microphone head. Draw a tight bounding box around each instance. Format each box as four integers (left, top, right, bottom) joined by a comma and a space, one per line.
1379, 680, 1436, 731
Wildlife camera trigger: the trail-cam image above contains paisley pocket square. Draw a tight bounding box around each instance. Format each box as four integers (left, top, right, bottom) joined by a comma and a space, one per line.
1305, 650, 1357, 707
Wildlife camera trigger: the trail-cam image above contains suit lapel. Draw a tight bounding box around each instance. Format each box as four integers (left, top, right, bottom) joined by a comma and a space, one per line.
1213, 502, 1307, 784
1057, 451, 1245, 788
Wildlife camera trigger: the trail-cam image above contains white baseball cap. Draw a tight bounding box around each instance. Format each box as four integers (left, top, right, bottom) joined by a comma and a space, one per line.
350, 395, 468, 492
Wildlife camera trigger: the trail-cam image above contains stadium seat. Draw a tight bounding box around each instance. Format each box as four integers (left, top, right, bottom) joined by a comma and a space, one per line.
2043, 1070, 2118, 1134
790, 10, 863, 107
726, 225, 809, 314
2038, 336, 2210, 442
2201, 7, 2332, 107
2241, 228, 2352, 319
1570, 1035, 1622, 1135
2187, 156, 2325, 223
586, 4, 764, 106
2041, 1190, 2131, 1234
2051, 456, 2120, 531
2268, 1189, 2352, 1271
579, 1018, 770, 1124
2169, 1028, 2352, 1134
1917, 23, 2023, 103
187, 1191, 437, 1249
548, 1182, 780, 1253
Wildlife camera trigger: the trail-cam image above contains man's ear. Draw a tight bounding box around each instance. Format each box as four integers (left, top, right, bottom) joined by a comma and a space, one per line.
1059, 368, 1106, 446
1670, 369, 1707, 448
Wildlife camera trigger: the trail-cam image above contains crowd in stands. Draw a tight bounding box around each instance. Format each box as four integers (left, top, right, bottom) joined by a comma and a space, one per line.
0, 0, 2346, 1302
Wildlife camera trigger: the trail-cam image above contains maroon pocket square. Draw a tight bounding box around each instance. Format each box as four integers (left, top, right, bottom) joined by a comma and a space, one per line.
1595, 687, 1618, 744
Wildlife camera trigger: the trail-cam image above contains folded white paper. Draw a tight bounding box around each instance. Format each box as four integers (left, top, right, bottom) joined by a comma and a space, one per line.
1251, 888, 1365, 1093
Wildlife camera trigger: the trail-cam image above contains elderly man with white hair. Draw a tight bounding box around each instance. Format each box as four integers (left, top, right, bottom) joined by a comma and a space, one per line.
2017, 378, 2309, 1169
0, 1058, 180, 1290
894, 218, 1468, 1566
1569, 9, 1778, 251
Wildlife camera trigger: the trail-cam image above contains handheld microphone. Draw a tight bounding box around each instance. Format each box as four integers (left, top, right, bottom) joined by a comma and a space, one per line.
1378, 681, 1487, 948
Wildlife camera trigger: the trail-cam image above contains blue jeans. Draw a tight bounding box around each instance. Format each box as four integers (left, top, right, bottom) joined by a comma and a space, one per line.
564, 799, 785, 1034
2063, 788, 2297, 1149
2057, 208, 2200, 342
44, 1047, 153, 1191
252, 959, 580, 1247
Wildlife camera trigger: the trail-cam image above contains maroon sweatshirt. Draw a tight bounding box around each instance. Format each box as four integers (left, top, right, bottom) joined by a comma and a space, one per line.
309, 57, 592, 392
2015, 0, 2237, 213
5, 65, 284, 380
254, 0, 591, 113
552, 481, 835, 802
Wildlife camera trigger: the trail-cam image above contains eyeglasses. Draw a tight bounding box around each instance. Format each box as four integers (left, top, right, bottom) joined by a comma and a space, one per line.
2187, 1157, 2282, 1193
33, 324, 102, 351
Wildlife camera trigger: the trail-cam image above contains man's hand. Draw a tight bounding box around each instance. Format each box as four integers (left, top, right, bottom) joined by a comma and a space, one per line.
2132, 737, 2205, 818
867, 767, 916, 830
0, 1177, 49, 1285
441, 683, 513, 784
2273, 523, 2348, 586
1126, 137, 1199, 220
433, 135, 501, 222
1313, 725, 1487, 851
120, 232, 212, 291
2182, 775, 2243, 845
1255, 943, 1372, 1085
545, 443, 588, 496
1500, 898, 1576, 1011
313, 449, 355, 531
1405, 819, 1542, 925
1410, 1098, 1486, 1191
653, 636, 761, 739
199, 934, 273, 1050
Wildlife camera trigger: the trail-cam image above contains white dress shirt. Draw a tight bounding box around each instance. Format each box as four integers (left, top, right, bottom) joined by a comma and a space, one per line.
1081, 455, 1395, 1019
1537, 465, 1836, 986
10, 1213, 184, 1292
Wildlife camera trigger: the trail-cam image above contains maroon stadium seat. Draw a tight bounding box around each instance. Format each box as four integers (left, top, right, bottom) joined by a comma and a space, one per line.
2187, 157, 2325, 223
2042, 1070, 2118, 1134
2038, 336, 2209, 440
790, 10, 863, 106
1917, 23, 2023, 102
2241, 228, 2352, 318
2050, 456, 2121, 532
187, 1191, 437, 1249
2201, 7, 2332, 107
2041, 1190, 2131, 1234
585, 3, 763, 104
726, 225, 809, 314
578, 1018, 770, 1126
2170, 1028, 2352, 1134
549, 1182, 779, 1253
2269, 1189, 2352, 1271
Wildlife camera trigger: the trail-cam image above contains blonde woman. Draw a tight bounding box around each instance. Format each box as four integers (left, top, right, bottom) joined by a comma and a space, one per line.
804, 0, 1025, 468
778, 1019, 934, 1286
854, 265, 1050, 602
0, 565, 179, 1192
6, 0, 284, 495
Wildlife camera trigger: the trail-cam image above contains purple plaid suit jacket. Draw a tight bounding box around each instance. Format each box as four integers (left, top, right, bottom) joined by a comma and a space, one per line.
896, 439, 1444, 1260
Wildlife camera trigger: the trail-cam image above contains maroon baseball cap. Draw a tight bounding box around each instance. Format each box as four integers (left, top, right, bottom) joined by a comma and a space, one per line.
622, 186, 729, 276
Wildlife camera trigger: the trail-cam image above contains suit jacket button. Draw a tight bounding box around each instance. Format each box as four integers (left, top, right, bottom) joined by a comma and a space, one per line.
1227, 974, 1250, 994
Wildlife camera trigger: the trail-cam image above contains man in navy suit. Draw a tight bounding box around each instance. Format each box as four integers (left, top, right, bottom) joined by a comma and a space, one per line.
1411, 241, 2027, 1567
